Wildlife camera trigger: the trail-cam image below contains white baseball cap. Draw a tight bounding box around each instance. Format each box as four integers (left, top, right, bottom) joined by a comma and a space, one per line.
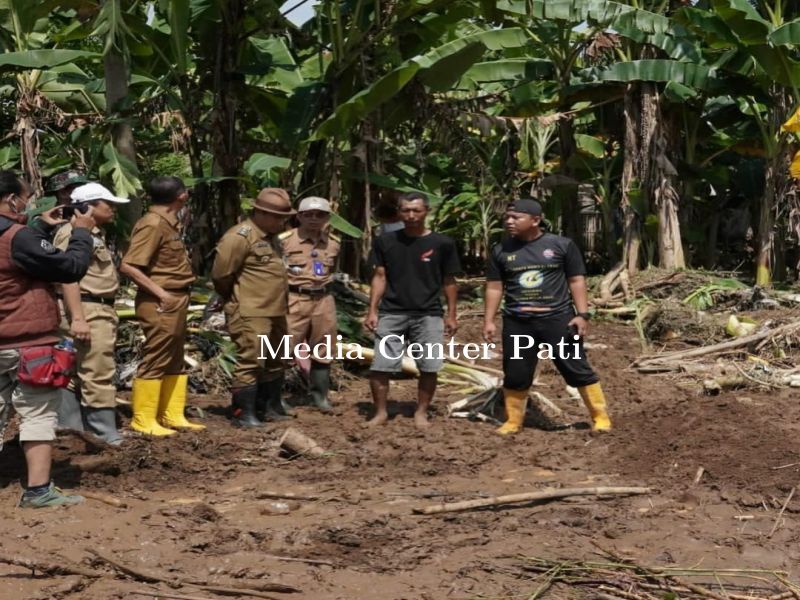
70, 182, 130, 204
298, 196, 331, 212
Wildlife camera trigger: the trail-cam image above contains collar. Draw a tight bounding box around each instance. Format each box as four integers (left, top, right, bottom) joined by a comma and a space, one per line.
245, 217, 269, 239
148, 205, 180, 228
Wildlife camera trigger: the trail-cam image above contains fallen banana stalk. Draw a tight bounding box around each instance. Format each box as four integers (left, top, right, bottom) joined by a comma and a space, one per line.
338, 343, 499, 390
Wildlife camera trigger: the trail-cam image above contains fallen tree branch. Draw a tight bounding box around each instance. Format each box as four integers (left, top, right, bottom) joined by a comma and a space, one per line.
634, 322, 800, 372
88, 550, 299, 596
0, 553, 102, 578
131, 590, 217, 600
413, 486, 650, 515
261, 554, 336, 567
769, 487, 795, 538
82, 491, 128, 508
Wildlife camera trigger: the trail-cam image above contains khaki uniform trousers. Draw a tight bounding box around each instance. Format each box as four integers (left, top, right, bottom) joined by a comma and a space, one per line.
75, 303, 118, 409
287, 293, 337, 365
136, 291, 189, 379
226, 308, 287, 387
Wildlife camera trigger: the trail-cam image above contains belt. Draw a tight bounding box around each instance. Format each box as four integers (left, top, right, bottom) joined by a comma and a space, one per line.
80, 294, 116, 306
289, 284, 330, 297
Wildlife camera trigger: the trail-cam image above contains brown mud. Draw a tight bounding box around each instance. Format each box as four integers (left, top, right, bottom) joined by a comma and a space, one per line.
1, 317, 798, 599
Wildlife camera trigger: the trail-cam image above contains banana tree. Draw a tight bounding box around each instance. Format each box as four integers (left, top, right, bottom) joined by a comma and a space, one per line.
677, 0, 800, 285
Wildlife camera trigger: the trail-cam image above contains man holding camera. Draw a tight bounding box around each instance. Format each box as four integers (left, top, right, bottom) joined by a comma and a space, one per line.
0, 170, 95, 508
53, 183, 129, 445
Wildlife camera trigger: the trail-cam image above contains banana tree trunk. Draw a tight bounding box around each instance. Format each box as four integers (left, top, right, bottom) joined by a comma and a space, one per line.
620, 84, 642, 274
104, 48, 141, 219
651, 104, 685, 270
756, 90, 792, 287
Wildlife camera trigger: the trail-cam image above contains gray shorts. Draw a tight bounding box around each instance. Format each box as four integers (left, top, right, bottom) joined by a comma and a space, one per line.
370, 314, 445, 374
0, 349, 60, 451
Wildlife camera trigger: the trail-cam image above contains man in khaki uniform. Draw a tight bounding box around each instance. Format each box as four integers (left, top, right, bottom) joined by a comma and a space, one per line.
212, 188, 295, 427
279, 197, 340, 412
54, 184, 129, 444
119, 176, 204, 436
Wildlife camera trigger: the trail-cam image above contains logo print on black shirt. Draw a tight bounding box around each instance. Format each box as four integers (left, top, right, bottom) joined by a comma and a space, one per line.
420, 249, 434, 262
519, 269, 543, 288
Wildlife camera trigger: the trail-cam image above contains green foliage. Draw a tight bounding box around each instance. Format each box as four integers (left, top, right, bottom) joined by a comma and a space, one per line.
684, 278, 748, 310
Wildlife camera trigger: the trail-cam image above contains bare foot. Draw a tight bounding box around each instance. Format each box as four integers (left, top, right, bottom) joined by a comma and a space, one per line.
364, 412, 389, 428
414, 412, 431, 430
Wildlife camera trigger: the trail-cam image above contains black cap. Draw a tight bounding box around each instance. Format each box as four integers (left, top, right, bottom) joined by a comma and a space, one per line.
507, 198, 542, 216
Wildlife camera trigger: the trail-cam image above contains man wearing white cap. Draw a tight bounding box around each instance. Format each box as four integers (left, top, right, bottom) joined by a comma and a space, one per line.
279, 196, 340, 412
53, 183, 129, 444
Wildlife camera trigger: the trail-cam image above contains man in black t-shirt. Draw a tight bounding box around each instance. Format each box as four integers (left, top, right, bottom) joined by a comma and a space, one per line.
483, 199, 611, 435
365, 192, 461, 429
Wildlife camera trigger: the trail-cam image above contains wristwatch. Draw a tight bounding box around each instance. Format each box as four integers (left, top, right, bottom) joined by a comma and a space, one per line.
576, 311, 591, 320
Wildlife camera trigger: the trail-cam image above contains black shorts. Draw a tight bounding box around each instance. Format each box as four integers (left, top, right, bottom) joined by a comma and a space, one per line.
501, 311, 599, 390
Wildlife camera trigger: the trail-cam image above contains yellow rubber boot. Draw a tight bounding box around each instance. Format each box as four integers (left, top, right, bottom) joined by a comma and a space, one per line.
131, 378, 177, 436
578, 383, 612, 431
159, 374, 206, 431
496, 388, 528, 435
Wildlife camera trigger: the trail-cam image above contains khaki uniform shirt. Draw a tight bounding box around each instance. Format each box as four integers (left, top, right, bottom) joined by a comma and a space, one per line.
53, 224, 120, 298
211, 218, 287, 317
279, 227, 340, 288
123, 206, 195, 290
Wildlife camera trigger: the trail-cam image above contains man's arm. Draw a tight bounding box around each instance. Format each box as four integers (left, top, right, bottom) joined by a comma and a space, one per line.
62, 283, 90, 341
365, 266, 387, 331
443, 275, 458, 337
567, 275, 590, 336
119, 262, 181, 312
482, 280, 503, 343
210, 234, 246, 301
11, 221, 94, 283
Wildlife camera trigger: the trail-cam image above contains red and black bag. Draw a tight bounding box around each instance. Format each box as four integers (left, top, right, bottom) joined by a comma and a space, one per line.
17, 345, 75, 388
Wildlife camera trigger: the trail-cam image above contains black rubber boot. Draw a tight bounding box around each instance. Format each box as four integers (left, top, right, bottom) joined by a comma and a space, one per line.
309, 363, 333, 413
231, 385, 264, 428
257, 377, 292, 422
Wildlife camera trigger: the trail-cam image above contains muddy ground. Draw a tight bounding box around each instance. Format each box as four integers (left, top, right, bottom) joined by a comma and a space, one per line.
1, 316, 799, 599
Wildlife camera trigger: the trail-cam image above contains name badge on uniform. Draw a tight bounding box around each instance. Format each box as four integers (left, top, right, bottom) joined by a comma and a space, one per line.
313, 260, 325, 276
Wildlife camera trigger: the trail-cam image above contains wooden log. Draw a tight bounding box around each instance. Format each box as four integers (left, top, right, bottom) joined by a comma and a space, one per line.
0, 553, 102, 578
413, 486, 651, 515
278, 428, 326, 458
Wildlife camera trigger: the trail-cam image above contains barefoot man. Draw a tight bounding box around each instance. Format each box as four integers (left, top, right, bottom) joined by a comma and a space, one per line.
364, 192, 461, 429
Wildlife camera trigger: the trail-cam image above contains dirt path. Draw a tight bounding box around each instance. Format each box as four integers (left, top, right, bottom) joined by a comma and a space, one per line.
1, 318, 799, 599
